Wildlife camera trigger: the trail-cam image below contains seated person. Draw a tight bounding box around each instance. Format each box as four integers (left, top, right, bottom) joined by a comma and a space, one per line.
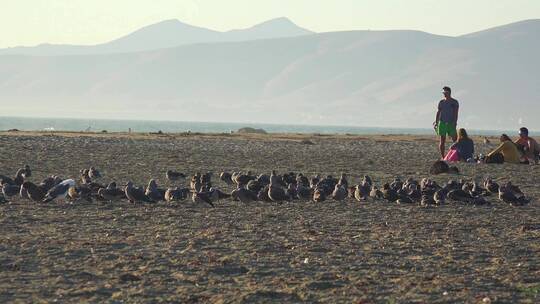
515, 127, 540, 164
449, 128, 474, 161
487, 134, 521, 164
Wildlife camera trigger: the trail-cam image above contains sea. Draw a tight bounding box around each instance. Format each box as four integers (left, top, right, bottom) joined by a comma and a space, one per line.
0, 116, 528, 136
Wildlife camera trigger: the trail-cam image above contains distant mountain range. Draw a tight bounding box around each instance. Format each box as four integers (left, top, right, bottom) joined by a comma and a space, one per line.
0, 17, 313, 56
1, 18, 539, 130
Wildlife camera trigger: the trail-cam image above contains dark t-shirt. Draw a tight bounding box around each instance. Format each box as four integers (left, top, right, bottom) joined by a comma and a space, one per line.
451, 138, 474, 161
438, 98, 459, 123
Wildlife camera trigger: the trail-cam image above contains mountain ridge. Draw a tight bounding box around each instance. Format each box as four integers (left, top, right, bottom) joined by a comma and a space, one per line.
0, 19, 538, 130
460, 18, 540, 38
0, 17, 314, 56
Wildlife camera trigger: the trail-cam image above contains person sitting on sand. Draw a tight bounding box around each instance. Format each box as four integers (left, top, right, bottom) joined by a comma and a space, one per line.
434, 86, 459, 159
448, 128, 474, 162
515, 127, 539, 164
486, 134, 521, 164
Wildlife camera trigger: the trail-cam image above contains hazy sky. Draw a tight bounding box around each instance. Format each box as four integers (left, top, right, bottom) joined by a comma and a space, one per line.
1, 0, 539, 48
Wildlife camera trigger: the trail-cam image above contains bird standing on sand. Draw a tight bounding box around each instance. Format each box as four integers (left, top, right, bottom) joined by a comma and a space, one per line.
369, 185, 383, 200
68, 185, 93, 203
456, 179, 468, 192
98, 182, 125, 202
13, 168, 26, 186
256, 173, 270, 185
313, 186, 326, 202
0, 175, 14, 186
0, 167, 27, 186
2, 181, 20, 198
347, 186, 356, 199
125, 181, 155, 204
310, 175, 320, 189
164, 187, 190, 202
284, 183, 296, 200
42, 179, 76, 203
233, 171, 254, 186
338, 173, 348, 189
282, 172, 296, 185
80, 169, 92, 184
408, 184, 422, 202
390, 178, 403, 192
38, 176, 57, 193
354, 184, 368, 202
190, 173, 201, 189
362, 175, 373, 187
78, 170, 104, 195
145, 179, 165, 202
22, 165, 32, 178
470, 183, 484, 196
447, 189, 472, 203
296, 183, 312, 201
201, 172, 212, 185
382, 183, 398, 202
245, 180, 262, 193
20, 181, 46, 202
20, 183, 29, 199
219, 172, 233, 185
89, 167, 102, 179
209, 187, 231, 203
268, 183, 289, 202
421, 194, 435, 206
433, 189, 447, 204
332, 184, 348, 202
257, 185, 272, 202
231, 187, 258, 204
504, 181, 524, 197
499, 186, 530, 206
269, 170, 282, 187
191, 191, 215, 207
484, 178, 500, 194
18, 168, 34, 197
358, 181, 371, 201
98, 188, 116, 203
296, 173, 309, 187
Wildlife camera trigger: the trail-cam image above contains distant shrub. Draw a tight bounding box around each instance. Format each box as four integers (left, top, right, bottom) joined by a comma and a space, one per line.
236, 127, 267, 134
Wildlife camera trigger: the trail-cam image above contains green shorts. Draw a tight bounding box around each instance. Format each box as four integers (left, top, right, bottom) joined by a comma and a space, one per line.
436, 122, 457, 137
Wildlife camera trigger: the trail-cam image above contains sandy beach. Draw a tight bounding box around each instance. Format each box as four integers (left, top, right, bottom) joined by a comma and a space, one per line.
0, 131, 539, 302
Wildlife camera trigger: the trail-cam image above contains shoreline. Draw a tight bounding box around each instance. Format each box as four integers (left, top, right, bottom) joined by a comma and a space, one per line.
0, 116, 531, 137
0, 129, 499, 142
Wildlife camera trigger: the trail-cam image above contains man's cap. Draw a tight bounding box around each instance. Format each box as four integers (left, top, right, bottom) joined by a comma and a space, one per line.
442, 86, 451, 93
519, 127, 529, 135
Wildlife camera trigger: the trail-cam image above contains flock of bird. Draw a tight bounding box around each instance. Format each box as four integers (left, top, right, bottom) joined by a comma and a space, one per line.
0, 165, 532, 207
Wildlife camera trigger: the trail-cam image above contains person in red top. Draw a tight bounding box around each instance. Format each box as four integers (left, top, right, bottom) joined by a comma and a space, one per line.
515, 127, 540, 164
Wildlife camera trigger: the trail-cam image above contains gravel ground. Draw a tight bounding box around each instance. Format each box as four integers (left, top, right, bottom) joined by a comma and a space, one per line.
0, 131, 539, 303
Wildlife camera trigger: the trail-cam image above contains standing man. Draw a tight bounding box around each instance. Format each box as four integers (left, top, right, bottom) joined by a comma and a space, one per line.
434, 86, 459, 159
